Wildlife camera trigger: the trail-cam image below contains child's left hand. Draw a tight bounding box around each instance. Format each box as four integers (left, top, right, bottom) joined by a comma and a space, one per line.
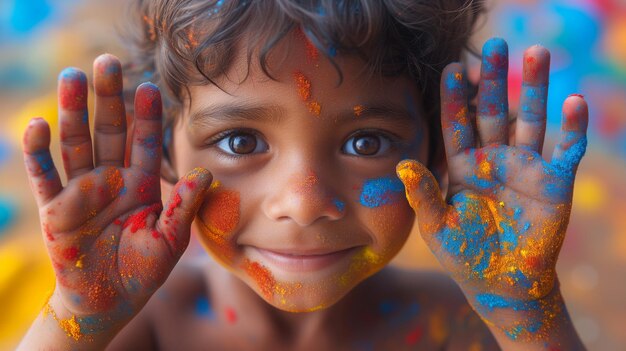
396, 38, 587, 344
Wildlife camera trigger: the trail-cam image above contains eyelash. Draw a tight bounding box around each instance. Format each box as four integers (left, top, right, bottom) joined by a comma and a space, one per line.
206, 129, 268, 160
205, 128, 403, 160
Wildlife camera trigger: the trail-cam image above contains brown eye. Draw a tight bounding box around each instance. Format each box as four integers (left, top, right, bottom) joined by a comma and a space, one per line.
352, 135, 380, 155
215, 131, 267, 155
229, 133, 257, 154
343, 133, 392, 156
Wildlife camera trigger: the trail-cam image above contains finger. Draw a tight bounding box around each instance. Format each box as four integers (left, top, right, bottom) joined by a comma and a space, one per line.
476, 37, 509, 146
22, 118, 63, 207
93, 54, 127, 168
550, 95, 588, 176
441, 63, 474, 159
515, 45, 550, 153
396, 160, 447, 244
130, 82, 162, 174
157, 168, 212, 256
58, 68, 94, 180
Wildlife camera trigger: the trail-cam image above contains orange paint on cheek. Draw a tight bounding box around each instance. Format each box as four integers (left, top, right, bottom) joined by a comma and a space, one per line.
202, 189, 240, 235
243, 259, 276, 299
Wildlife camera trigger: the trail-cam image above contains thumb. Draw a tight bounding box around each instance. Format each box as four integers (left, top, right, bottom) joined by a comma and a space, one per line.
157, 167, 212, 255
396, 160, 447, 242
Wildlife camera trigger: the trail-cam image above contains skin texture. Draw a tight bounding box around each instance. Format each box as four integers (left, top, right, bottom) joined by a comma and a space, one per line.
19, 36, 585, 350
167, 30, 429, 313
396, 38, 587, 349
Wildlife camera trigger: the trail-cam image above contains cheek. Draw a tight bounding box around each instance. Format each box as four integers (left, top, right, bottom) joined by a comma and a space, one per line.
357, 175, 415, 248
195, 186, 241, 264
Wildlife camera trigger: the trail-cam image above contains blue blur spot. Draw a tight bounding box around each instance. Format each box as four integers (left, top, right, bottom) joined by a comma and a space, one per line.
0, 196, 18, 236
195, 296, 214, 319
8, 0, 52, 34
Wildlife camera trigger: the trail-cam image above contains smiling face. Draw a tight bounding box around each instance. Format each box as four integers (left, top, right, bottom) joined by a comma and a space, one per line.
167, 31, 429, 312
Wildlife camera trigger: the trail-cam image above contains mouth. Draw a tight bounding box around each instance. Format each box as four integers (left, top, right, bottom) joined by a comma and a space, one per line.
249, 246, 361, 273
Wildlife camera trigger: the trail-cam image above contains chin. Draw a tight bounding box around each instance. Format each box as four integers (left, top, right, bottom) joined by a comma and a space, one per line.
235, 246, 392, 312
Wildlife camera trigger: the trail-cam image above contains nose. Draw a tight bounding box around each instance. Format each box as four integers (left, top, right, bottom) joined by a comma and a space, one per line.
262, 169, 345, 226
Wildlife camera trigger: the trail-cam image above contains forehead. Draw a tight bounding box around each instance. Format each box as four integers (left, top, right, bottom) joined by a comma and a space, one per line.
185, 30, 423, 124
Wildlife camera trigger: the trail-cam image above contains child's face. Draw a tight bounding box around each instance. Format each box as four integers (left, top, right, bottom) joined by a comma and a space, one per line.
168, 32, 429, 312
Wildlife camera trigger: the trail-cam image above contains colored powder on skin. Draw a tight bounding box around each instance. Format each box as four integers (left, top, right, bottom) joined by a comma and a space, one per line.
203, 189, 240, 235
44, 223, 54, 241
552, 135, 587, 175
293, 71, 312, 101
353, 104, 364, 117
137, 175, 158, 202
104, 168, 124, 198
476, 293, 539, 312
122, 203, 162, 233
44, 300, 83, 341
359, 176, 404, 208
138, 134, 161, 158
225, 307, 237, 324
243, 259, 276, 299
295, 26, 319, 64
195, 296, 214, 319
307, 101, 321, 116
405, 326, 423, 346
339, 247, 383, 286
58, 69, 87, 111
62, 246, 79, 261
333, 198, 345, 212
438, 193, 497, 277
166, 192, 182, 217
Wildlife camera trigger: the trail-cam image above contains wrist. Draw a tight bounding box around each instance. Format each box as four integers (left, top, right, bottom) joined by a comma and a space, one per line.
463, 284, 585, 350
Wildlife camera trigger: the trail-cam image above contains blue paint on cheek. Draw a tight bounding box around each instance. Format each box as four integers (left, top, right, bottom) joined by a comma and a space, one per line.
82, 110, 89, 124
195, 296, 214, 319
119, 186, 127, 195
359, 176, 405, 208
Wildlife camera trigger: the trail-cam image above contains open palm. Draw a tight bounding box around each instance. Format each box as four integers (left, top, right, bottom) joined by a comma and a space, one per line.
397, 38, 587, 301
22, 55, 211, 318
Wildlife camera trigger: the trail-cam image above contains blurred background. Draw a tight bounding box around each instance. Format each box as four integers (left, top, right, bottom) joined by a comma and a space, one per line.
0, 0, 625, 349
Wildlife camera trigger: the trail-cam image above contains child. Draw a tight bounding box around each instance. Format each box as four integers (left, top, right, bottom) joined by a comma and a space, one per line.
19, 0, 588, 349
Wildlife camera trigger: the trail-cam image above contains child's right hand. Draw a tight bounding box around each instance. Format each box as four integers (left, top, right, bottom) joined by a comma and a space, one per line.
22, 54, 211, 323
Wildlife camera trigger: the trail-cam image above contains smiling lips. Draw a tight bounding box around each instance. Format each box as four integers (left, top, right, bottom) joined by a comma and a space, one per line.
253, 246, 360, 272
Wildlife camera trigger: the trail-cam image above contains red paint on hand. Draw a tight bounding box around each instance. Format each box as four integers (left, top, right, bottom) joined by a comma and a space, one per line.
58, 68, 88, 111
123, 203, 162, 233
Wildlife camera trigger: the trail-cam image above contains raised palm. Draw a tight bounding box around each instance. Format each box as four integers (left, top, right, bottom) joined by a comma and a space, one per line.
397, 38, 588, 301
22, 55, 211, 318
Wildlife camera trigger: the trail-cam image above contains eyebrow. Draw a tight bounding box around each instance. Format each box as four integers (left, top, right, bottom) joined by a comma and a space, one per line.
188, 101, 418, 129
188, 102, 285, 129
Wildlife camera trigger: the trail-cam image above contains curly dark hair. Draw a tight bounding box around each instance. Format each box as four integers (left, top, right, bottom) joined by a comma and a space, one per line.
123, 0, 485, 167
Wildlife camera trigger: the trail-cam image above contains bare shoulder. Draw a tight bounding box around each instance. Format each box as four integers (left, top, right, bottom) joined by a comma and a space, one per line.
107, 260, 208, 350
359, 267, 500, 350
